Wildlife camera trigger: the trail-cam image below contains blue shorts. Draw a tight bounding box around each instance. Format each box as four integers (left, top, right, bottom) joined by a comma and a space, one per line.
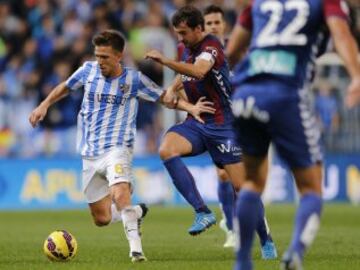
167, 118, 241, 168
232, 82, 322, 168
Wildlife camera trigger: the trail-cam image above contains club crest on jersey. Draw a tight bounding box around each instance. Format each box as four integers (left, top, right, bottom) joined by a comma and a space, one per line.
119, 84, 130, 92
205, 46, 218, 57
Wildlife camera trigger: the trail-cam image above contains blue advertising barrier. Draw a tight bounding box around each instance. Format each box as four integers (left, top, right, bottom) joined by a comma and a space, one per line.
0, 153, 360, 209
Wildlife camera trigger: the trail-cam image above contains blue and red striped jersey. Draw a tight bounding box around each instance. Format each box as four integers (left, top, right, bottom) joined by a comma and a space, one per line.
179, 34, 234, 125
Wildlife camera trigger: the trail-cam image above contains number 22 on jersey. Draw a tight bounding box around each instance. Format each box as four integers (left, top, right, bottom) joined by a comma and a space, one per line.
257, 0, 310, 47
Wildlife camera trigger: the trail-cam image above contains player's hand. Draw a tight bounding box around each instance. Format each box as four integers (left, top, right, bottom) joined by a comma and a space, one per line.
345, 77, 360, 108
145, 50, 166, 64
190, 97, 216, 124
163, 88, 178, 109
29, 104, 48, 128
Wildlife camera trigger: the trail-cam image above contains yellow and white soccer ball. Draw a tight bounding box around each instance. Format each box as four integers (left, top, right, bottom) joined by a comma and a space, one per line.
43, 230, 78, 261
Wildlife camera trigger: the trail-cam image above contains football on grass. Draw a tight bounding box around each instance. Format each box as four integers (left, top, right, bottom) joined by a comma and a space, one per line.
43, 230, 77, 261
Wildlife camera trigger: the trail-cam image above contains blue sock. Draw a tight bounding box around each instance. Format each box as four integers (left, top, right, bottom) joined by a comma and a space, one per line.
218, 181, 235, 231
234, 189, 262, 270
256, 201, 272, 246
163, 156, 211, 213
289, 193, 322, 258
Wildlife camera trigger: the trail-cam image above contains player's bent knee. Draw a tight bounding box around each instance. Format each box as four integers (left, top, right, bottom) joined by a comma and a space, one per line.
93, 215, 111, 227
159, 144, 179, 160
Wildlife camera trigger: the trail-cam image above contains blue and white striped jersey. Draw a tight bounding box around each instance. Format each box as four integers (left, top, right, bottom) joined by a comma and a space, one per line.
65, 61, 164, 157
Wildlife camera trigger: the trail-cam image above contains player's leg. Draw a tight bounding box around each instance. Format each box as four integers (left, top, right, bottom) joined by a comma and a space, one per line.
106, 147, 148, 262
110, 182, 147, 262
84, 158, 144, 226
83, 157, 115, 226
231, 85, 274, 270
216, 168, 236, 248
233, 154, 269, 270
205, 126, 269, 265
224, 161, 277, 260
89, 192, 145, 226
159, 121, 215, 235
88, 194, 112, 226
271, 89, 323, 270
281, 164, 322, 270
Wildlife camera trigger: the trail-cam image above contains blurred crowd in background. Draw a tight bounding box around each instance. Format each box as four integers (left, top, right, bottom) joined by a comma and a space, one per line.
0, 0, 360, 157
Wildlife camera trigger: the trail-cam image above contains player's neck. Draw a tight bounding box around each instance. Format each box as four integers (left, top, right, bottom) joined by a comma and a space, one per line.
190, 33, 206, 49
109, 63, 123, 78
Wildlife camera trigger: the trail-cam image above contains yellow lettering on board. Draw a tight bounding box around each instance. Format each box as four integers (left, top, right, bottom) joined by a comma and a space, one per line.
63, 171, 84, 202
46, 170, 63, 201
346, 165, 360, 204
20, 170, 45, 202
46, 170, 84, 202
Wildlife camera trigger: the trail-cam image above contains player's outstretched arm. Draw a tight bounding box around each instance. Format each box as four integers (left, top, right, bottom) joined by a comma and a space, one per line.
162, 74, 184, 106
145, 50, 213, 80
29, 81, 70, 127
327, 17, 360, 108
226, 24, 251, 68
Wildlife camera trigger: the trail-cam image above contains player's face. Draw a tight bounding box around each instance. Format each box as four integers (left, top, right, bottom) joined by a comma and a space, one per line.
94, 46, 122, 77
174, 22, 203, 48
204, 12, 225, 40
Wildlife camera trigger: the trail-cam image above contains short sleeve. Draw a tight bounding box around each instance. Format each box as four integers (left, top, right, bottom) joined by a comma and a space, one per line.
65, 62, 89, 91
237, 5, 253, 31
137, 72, 164, 102
323, 0, 349, 20
198, 36, 225, 67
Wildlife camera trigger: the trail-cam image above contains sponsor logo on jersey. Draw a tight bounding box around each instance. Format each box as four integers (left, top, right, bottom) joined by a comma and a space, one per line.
249, 49, 297, 76
217, 141, 241, 155
232, 96, 270, 123
95, 93, 126, 105
181, 74, 197, 82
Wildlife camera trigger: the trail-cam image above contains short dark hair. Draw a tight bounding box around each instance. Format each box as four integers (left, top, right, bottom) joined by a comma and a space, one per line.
172, 6, 204, 31
92, 30, 125, 52
203, 5, 225, 18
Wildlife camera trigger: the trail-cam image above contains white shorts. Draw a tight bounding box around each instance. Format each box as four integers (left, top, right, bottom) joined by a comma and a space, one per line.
82, 146, 134, 203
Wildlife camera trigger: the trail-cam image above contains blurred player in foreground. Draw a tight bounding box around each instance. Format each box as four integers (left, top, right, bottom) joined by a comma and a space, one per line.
146, 6, 276, 260
29, 29, 215, 263
203, 3, 237, 249
227, 1, 360, 269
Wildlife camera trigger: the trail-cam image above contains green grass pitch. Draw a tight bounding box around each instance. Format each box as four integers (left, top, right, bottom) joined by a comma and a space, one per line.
0, 204, 359, 270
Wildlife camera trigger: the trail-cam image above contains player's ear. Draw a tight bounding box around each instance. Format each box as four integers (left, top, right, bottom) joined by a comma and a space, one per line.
114, 50, 123, 61
195, 25, 203, 34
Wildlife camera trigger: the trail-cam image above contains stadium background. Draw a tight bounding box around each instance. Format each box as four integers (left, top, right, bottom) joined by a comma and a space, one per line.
0, 0, 360, 209
0, 1, 360, 270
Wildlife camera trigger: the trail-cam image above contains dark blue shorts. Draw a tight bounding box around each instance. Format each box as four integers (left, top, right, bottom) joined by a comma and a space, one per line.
167, 118, 241, 168
231, 82, 323, 168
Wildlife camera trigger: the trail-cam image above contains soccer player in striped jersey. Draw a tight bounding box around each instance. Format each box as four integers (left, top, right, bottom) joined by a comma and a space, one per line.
145, 8, 275, 258
29, 29, 215, 263
228, 1, 360, 269
146, 5, 237, 236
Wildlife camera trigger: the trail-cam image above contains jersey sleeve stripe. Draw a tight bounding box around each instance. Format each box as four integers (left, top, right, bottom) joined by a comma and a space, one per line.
83, 67, 99, 156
